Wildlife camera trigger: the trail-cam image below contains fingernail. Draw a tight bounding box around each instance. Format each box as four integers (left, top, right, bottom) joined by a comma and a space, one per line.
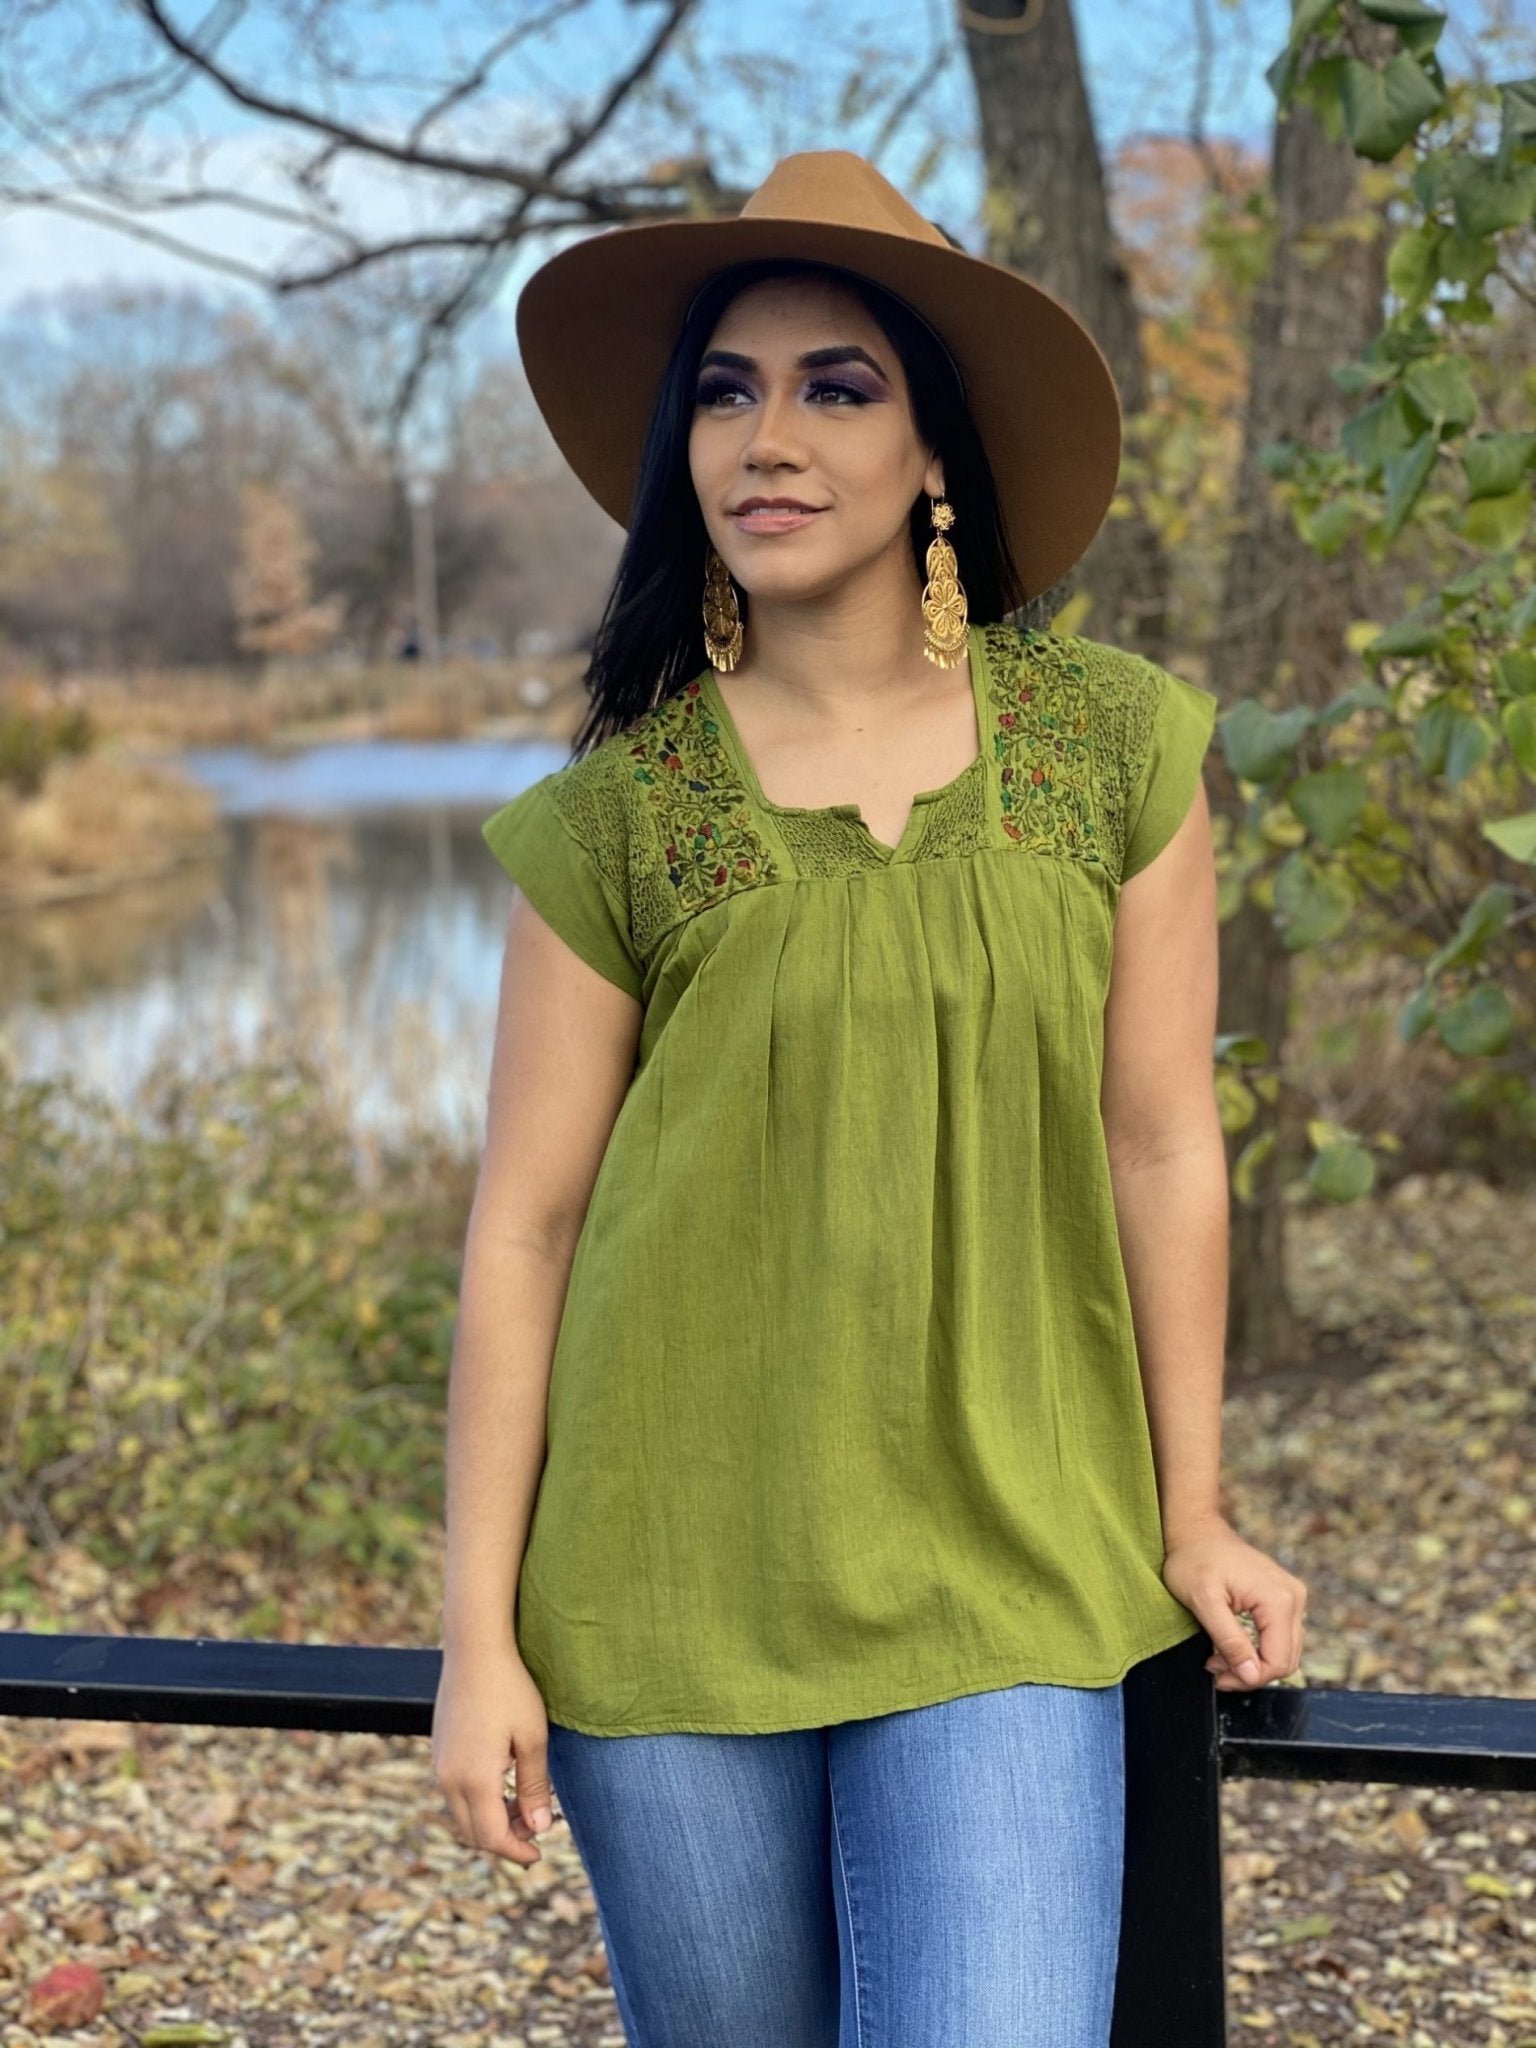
531, 1805, 552, 1832
1238, 1658, 1260, 1681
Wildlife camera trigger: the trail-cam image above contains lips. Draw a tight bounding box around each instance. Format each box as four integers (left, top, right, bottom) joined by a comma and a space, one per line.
731, 499, 826, 514
729, 491, 835, 532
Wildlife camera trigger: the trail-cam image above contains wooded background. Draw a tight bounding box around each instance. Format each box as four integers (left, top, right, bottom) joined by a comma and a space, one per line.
2, 0, 1534, 1375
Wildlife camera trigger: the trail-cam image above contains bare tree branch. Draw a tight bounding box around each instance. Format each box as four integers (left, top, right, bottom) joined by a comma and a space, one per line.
0, 0, 951, 459
0, 182, 279, 285
867, 36, 954, 167
0, 0, 743, 448
404, 0, 589, 153
129, 0, 692, 202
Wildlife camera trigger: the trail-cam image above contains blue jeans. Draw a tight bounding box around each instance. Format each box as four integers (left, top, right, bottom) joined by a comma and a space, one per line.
546, 1677, 1126, 2047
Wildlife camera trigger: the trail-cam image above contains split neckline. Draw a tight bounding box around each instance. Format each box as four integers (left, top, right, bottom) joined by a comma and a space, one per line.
697, 621, 990, 864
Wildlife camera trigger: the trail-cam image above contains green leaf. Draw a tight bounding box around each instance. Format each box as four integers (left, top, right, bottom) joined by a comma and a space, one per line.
1293, 53, 1350, 139
1425, 885, 1517, 978
1355, 0, 1442, 20
1462, 431, 1536, 500
1437, 229, 1500, 289
1221, 698, 1316, 783
1289, 765, 1369, 846
1495, 77, 1536, 172
1341, 389, 1418, 478
1401, 357, 1478, 433
1309, 1141, 1377, 1202
1381, 434, 1438, 537
1494, 650, 1536, 698
1449, 158, 1536, 238
1318, 679, 1395, 720
1483, 810, 1536, 863
1365, 610, 1443, 658
1331, 359, 1380, 398
1357, 0, 1445, 30
1214, 1033, 1271, 1063
1414, 697, 1461, 774
1418, 48, 1449, 99
1289, 0, 1341, 41
1446, 712, 1492, 785
1386, 224, 1438, 311
1460, 485, 1530, 552
1259, 439, 1302, 479
1231, 1129, 1277, 1204
1266, 42, 1300, 106
1274, 852, 1357, 949
1217, 1074, 1259, 1133
1397, 984, 1436, 1042
1441, 558, 1509, 603
1299, 496, 1359, 556
1412, 146, 1462, 210
1436, 983, 1514, 1056
1339, 50, 1446, 161
1503, 696, 1536, 774
1398, 17, 1448, 60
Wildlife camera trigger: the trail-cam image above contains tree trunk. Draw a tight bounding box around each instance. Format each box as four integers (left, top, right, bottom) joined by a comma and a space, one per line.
958, 0, 1170, 655
1212, 26, 1392, 1377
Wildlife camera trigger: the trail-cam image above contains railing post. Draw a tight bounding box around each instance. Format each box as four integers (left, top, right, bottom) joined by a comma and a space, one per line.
1112, 1626, 1227, 2048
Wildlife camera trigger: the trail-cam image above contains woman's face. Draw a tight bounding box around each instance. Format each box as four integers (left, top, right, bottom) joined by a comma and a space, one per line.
688, 275, 945, 606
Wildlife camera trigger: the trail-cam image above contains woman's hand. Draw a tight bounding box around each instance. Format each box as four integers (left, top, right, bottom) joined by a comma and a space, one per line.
432, 1637, 556, 1865
1160, 1515, 1308, 1690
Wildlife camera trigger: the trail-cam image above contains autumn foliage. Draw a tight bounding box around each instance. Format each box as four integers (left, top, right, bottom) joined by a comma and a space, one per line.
228, 481, 344, 662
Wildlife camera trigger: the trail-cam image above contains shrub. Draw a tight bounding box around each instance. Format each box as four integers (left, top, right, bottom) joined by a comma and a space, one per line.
0, 698, 96, 797
0, 1055, 465, 1616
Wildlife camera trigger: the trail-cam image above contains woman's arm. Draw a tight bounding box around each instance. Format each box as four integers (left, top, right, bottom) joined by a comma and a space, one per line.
433, 889, 641, 1862
1101, 780, 1307, 1690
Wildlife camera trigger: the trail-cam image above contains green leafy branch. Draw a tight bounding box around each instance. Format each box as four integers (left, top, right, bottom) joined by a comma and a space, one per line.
1219, 0, 1536, 1205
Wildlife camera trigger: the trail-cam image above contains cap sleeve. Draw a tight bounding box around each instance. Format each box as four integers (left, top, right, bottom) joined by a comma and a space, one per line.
482, 776, 643, 1000
1120, 664, 1220, 882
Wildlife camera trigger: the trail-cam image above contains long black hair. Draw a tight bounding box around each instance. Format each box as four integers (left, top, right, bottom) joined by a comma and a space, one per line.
568, 254, 1028, 756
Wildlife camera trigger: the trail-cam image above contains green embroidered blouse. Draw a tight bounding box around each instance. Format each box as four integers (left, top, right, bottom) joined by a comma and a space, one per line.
481, 619, 1219, 1736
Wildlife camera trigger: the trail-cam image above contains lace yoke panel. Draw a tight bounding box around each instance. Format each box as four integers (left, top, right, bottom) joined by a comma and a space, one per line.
542, 624, 1161, 971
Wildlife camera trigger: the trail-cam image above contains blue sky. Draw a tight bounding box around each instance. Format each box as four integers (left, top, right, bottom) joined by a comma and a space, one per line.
0, 0, 1530, 336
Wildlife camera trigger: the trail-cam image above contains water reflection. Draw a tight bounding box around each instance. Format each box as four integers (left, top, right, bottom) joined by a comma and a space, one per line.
1, 738, 574, 1148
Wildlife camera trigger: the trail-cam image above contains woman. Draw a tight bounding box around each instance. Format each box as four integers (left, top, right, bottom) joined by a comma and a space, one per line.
433, 150, 1307, 2047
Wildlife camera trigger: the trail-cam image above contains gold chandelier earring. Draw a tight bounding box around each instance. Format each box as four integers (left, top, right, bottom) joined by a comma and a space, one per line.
702, 544, 744, 671
921, 497, 968, 668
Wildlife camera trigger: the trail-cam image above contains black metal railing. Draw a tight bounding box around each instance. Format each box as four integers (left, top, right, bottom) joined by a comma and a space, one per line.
4, 1625, 1533, 2045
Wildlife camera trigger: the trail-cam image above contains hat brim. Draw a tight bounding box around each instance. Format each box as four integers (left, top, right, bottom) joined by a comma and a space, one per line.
516, 214, 1123, 601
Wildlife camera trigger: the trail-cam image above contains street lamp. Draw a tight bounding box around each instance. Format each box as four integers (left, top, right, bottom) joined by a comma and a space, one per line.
406, 472, 440, 666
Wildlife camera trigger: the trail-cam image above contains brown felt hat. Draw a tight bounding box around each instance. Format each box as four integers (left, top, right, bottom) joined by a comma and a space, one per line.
515, 148, 1123, 600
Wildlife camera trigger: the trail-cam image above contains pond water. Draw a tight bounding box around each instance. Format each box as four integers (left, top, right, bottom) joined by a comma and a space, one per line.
1, 736, 576, 1151
180, 736, 569, 817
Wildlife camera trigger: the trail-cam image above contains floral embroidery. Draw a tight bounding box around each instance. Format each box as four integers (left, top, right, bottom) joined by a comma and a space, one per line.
622, 678, 780, 917
543, 625, 1156, 978
982, 623, 1102, 866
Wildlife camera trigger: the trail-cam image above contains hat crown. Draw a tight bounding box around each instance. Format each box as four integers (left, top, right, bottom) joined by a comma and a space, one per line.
739, 149, 948, 249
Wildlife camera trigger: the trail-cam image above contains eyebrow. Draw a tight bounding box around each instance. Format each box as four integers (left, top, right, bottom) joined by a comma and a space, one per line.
697, 344, 890, 382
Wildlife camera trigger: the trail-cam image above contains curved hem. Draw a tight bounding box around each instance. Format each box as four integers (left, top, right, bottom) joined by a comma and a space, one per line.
536, 1610, 1206, 1739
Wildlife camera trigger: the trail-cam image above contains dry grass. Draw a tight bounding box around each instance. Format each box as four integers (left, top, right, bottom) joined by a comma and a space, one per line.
63, 655, 591, 749
0, 750, 224, 908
